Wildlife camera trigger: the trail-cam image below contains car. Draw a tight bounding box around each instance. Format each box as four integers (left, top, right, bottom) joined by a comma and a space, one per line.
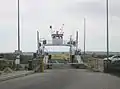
109, 60, 120, 72
103, 55, 120, 72
104, 55, 120, 62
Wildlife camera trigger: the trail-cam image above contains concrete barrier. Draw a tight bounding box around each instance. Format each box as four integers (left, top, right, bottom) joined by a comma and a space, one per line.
0, 71, 34, 82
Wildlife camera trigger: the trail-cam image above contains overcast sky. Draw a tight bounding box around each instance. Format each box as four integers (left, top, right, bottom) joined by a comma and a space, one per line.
0, 0, 120, 52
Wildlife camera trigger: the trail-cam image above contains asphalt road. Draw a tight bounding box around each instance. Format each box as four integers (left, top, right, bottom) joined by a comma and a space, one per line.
0, 69, 120, 89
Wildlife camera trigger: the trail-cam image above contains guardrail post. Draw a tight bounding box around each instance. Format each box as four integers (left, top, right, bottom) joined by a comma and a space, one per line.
96, 59, 98, 69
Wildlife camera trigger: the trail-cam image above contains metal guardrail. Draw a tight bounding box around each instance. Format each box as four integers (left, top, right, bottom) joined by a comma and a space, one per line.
45, 63, 84, 65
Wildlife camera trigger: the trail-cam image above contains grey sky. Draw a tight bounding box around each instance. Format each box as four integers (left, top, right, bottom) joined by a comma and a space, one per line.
0, 0, 120, 52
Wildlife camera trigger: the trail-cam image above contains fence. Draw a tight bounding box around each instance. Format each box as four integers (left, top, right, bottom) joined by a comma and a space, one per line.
86, 58, 104, 72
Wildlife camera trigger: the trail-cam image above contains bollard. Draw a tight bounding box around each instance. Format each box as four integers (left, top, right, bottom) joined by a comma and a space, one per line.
28, 60, 33, 70
40, 59, 44, 72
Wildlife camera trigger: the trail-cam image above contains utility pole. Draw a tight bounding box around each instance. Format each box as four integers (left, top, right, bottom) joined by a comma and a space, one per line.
15, 0, 20, 70
69, 35, 73, 63
37, 31, 40, 56
106, 0, 109, 60
36, 31, 44, 72
70, 35, 72, 55
103, 0, 109, 73
76, 31, 78, 50
84, 18, 86, 60
18, 0, 20, 53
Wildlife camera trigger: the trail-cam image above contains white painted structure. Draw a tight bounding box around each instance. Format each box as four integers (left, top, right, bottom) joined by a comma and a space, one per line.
52, 31, 63, 45
37, 25, 83, 65
15, 55, 20, 64
43, 55, 49, 64
75, 55, 83, 64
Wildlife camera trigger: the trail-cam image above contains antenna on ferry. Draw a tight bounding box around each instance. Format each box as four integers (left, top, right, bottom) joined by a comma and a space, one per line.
60, 24, 64, 34
50, 25, 55, 34
50, 25, 52, 29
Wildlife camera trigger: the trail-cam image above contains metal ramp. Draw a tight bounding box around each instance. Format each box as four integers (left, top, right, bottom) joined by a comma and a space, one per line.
52, 64, 73, 69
